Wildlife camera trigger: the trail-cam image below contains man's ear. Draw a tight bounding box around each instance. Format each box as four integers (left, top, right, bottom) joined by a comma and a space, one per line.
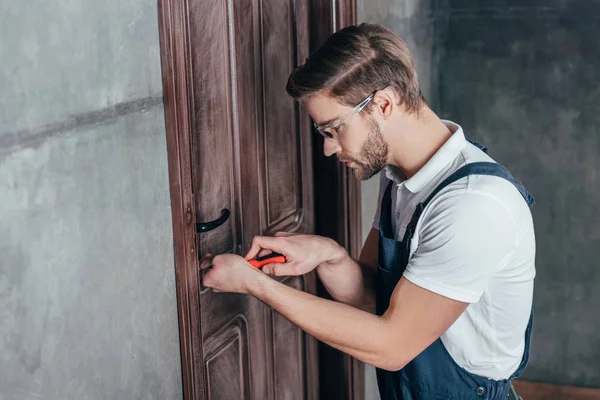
372, 89, 395, 120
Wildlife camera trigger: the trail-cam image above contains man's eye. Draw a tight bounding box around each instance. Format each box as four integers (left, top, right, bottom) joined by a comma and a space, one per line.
319, 128, 333, 138
334, 123, 344, 134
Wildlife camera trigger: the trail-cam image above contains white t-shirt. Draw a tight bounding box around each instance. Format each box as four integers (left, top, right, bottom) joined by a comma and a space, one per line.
372, 120, 536, 380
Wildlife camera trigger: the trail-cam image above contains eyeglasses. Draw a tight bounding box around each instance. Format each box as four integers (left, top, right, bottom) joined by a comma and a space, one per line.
313, 85, 389, 139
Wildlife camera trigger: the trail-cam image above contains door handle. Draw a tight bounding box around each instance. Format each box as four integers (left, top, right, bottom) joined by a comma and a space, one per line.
196, 209, 230, 233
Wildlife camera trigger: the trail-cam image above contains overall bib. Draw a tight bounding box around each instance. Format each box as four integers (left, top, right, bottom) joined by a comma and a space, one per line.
376, 142, 535, 400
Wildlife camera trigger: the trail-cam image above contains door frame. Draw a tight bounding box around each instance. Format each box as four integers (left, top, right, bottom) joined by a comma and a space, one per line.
308, 2, 365, 400
157, 0, 363, 399
157, 0, 205, 398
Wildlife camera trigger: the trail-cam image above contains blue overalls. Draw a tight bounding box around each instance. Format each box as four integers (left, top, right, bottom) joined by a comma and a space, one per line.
376, 142, 535, 400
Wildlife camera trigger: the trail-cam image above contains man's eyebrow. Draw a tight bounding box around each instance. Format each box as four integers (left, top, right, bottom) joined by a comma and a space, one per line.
314, 117, 337, 127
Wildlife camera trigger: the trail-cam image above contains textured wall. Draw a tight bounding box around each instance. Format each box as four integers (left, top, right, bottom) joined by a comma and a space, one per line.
436, 0, 600, 387
359, 0, 600, 392
0, 2, 183, 400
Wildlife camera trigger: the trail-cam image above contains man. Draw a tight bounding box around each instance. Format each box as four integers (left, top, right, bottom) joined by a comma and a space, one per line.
201, 23, 535, 400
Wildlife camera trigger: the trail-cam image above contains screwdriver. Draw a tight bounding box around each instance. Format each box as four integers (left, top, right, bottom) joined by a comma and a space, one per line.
248, 252, 286, 269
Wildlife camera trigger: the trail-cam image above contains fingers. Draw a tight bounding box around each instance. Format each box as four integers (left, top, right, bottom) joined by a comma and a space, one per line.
204, 277, 221, 293
262, 265, 273, 274
244, 237, 262, 260
262, 262, 297, 276
201, 266, 212, 289
245, 236, 281, 260
202, 263, 220, 292
199, 253, 214, 270
257, 248, 272, 258
245, 233, 297, 260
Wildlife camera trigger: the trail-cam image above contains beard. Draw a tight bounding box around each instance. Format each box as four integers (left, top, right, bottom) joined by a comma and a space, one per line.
339, 117, 389, 181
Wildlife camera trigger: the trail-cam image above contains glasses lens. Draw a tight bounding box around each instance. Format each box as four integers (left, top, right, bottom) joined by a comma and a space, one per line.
316, 127, 332, 139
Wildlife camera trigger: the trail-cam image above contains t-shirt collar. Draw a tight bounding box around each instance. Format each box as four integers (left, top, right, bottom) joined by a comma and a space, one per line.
383, 120, 467, 193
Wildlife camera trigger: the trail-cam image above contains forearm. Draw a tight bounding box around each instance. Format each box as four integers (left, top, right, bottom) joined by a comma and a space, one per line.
317, 254, 377, 312
252, 275, 391, 368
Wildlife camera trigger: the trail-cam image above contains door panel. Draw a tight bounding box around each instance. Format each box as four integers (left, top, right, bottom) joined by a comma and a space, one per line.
189, 0, 240, 257
258, 0, 312, 238
188, 0, 315, 399
204, 316, 250, 399
261, 0, 302, 231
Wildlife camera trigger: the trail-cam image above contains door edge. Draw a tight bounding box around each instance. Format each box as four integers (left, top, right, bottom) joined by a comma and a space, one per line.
158, 0, 206, 399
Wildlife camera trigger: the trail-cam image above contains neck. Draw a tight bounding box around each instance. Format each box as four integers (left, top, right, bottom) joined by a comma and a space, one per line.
385, 107, 452, 179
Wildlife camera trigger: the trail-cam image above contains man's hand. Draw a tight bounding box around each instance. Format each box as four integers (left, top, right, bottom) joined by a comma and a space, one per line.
245, 232, 348, 276
200, 253, 267, 294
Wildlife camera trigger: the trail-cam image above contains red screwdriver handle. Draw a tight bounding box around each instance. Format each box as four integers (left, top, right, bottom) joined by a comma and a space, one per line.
248, 252, 286, 269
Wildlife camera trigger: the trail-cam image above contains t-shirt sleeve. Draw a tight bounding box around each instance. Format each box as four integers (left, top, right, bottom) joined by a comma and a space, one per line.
403, 191, 517, 303
371, 172, 390, 231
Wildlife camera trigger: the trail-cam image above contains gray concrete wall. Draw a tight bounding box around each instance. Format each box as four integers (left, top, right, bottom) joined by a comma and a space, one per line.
436, 0, 600, 387
359, 0, 600, 393
0, 2, 183, 400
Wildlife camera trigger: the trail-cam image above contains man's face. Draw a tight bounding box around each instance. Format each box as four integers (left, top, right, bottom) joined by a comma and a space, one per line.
304, 93, 389, 180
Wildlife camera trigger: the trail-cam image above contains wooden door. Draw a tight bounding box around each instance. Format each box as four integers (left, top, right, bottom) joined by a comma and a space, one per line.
158, 0, 363, 399
190, 0, 316, 399
159, 0, 318, 399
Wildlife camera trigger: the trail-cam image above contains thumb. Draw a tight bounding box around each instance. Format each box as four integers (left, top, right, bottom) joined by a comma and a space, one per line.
245, 236, 281, 260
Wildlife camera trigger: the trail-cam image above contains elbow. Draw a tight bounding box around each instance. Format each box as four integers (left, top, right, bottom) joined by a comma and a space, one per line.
372, 349, 408, 372
368, 320, 410, 371
376, 358, 407, 372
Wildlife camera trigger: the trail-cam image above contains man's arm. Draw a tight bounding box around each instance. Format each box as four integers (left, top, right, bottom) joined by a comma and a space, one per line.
316, 228, 379, 312
203, 190, 516, 371
251, 273, 467, 371
242, 229, 380, 312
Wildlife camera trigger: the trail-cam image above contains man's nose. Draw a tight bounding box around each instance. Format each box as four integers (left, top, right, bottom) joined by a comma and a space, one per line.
323, 138, 341, 157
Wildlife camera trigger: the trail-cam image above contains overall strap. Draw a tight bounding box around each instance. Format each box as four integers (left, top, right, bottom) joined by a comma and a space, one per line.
423, 161, 534, 208
378, 181, 395, 237
402, 162, 535, 254
466, 138, 489, 154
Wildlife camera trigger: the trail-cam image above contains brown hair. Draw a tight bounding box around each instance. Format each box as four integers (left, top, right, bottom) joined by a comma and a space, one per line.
286, 23, 426, 113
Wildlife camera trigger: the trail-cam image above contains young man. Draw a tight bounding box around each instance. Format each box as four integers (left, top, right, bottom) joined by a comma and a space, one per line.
201, 23, 536, 400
